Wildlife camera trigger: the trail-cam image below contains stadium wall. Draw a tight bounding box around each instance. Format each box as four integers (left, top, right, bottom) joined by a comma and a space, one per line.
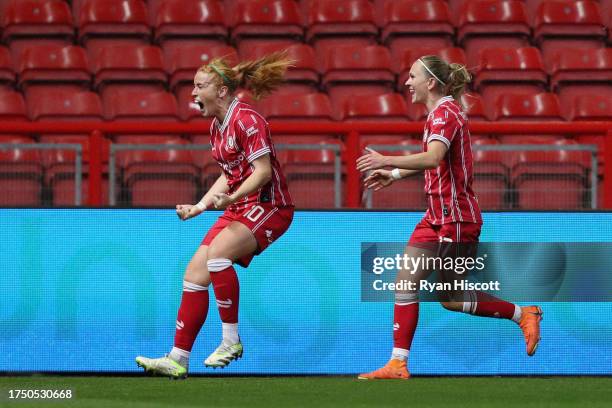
1, 210, 611, 375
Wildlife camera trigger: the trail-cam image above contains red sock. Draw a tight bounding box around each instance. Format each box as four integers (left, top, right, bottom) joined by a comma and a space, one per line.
209, 264, 240, 323
393, 303, 419, 350
174, 281, 209, 352
465, 291, 516, 320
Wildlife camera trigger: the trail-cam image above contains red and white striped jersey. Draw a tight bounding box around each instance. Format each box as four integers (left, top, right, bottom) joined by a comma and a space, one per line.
209, 98, 293, 211
422, 96, 482, 225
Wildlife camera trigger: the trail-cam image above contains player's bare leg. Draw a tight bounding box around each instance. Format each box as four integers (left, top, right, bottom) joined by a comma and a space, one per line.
359, 244, 435, 380
205, 221, 257, 368
136, 245, 211, 378
441, 296, 543, 356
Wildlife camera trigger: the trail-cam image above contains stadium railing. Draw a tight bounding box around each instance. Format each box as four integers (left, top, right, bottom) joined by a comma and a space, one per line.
0, 121, 610, 208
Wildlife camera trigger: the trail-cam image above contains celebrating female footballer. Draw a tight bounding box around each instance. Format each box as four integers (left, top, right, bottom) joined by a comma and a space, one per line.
136, 53, 294, 379
356, 56, 543, 379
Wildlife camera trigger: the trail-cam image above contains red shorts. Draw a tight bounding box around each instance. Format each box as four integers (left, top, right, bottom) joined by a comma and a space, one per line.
202, 204, 294, 267
409, 218, 481, 244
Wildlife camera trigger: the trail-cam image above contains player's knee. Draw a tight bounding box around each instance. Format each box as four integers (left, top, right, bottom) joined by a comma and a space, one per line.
183, 279, 209, 292
395, 292, 418, 305
183, 266, 210, 286
207, 258, 232, 273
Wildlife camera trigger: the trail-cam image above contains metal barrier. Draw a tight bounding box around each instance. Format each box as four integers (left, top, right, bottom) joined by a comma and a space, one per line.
364, 144, 599, 210
0, 143, 83, 205
0, 121, 610, 208
108, 143, 343, 208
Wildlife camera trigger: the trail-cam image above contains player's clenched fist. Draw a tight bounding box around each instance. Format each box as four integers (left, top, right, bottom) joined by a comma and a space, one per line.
175, 204, 203, 221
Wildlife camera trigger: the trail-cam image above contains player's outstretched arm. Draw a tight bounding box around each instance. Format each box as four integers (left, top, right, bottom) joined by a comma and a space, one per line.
364, 168, 421, 191
357, 142, 448, 172
176, 173, 229, 221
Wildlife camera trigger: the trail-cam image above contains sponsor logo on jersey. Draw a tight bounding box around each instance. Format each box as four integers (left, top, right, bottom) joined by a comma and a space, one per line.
265, 229, 274, 243
220, 154, 246, 171
176, 320, 184, 330
393, 323, 400, 331
432, 118, 446, 126
246, 126, 259, 137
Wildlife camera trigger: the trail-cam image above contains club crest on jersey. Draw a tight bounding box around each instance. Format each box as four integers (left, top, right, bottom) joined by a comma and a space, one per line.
225, 134, 237, 151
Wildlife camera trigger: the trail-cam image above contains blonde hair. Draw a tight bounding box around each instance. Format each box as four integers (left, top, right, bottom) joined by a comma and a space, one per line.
418, 55, 472, 101
198, 51, 294, 100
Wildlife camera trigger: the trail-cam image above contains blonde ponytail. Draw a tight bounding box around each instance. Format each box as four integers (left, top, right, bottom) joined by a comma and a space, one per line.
419, 55, 472, 103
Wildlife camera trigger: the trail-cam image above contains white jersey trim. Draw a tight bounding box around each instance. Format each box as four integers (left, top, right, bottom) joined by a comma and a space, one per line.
248, 147, 271, 162
218, 98, 239, 133
427, 135, 451, 148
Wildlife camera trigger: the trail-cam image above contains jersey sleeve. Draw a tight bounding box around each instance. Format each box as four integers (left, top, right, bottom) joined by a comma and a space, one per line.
426, 107, 460, 149
235, 111, 271, 162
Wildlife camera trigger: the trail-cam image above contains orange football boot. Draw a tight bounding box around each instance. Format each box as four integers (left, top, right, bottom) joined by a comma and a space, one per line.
357, 359, 410, 380
519, 306, 543, 356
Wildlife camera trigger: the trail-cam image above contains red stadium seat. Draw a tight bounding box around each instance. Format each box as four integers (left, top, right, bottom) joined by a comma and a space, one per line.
567, 95, 612, 121
534, 0, 606, 63
493, 92, 564, 122
106, 93, 183, 204
475, 47, 548, 111
341, 93, 408, 121
154, 0, 227, 54
17, 45, 91, 92
380, 0, 454, 58
461, 93, 488, 121
29, 89, 106, 204
116, 136, 199, 206
570, 95, 612, 169
0, 90, 28, 121
78, 0, 151, 59
472, 137, 509, 209
0, 46, 16, 89
103, 90, 179, 122
457, 0, 531, 67
2, 0, 74, 59
240, 43, 318, 95
260, 92, 334, 121
0, 135, 43, 206
259, 92, 335, 144
39, 135, 112, 206
283, 141, 343, 208
230, 0, 303, 56
550, 48, 612, 103
154, 0, 226, 40
306, 0, 378, 57
395, 47, 467, 91
91, 45, 167, 98
321, 45, 395, 109
511, 139, 589, 209
27, 89, 103, 121
104, 89, 181, 161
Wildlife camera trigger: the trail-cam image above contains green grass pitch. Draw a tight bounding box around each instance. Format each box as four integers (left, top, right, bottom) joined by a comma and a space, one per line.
1, 376, 610, 407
